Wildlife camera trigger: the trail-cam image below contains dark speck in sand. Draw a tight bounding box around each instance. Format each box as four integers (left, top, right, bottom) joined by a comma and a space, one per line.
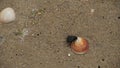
118, 16, 120, 19
101, 59, 105, 61
37, 34, 40, 36
77, 66, 80, 68
98, 65, 101, 68
102, 16, 105, 19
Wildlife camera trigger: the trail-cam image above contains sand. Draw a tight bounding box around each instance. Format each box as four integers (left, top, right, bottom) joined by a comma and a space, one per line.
0, 0, 120, 68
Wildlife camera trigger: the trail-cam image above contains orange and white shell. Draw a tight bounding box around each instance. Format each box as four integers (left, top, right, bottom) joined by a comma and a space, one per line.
71, 37, 89, 54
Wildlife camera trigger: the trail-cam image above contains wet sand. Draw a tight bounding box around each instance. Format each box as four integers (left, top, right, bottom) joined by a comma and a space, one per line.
0, 0, 120, 68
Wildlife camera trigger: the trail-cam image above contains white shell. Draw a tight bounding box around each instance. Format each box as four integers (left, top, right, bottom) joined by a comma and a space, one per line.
0, 7, 15, 23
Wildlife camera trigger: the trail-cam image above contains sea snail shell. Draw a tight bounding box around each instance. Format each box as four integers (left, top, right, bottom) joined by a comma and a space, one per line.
67, 36, 89, 54
0, 7, 15, 23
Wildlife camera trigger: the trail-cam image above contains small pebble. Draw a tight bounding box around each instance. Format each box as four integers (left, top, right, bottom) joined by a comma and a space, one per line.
37, 12, 41, 15
68, 53, 71, 57
31, 33, 34, 36
91, 9, 95, 13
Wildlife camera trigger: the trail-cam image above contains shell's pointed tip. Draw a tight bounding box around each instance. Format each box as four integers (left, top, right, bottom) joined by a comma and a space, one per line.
66, 35, 77, 43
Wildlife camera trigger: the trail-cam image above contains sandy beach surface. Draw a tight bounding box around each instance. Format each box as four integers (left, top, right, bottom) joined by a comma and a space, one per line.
0, 0, 120, 68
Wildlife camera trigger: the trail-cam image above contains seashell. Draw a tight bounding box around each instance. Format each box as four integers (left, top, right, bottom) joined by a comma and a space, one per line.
67, 36, 89, 54
0, 7, 15, 23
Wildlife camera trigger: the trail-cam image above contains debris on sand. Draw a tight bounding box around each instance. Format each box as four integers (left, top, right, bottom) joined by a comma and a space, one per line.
0, 36, 5, 45
22, 28, 29, 37
31, 8, 46, 17
30, 8, 46, 25
14, 28, 29, 41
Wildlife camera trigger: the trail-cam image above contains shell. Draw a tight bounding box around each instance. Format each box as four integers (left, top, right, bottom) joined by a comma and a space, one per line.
0, 7, 15, 23
71, 37, 89, 54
